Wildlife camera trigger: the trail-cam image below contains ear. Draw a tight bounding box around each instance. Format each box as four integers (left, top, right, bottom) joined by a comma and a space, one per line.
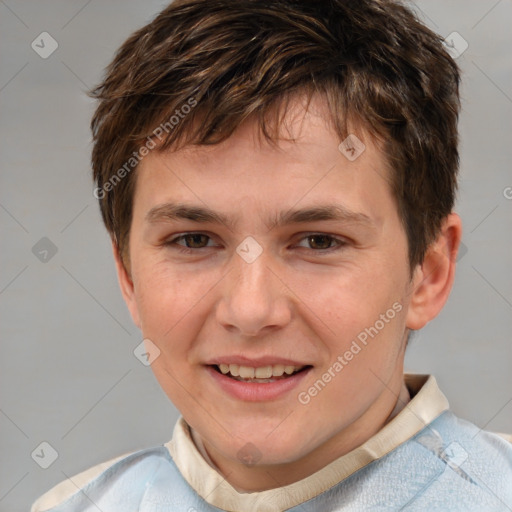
112, 240, 141, 329
406, 213, 462, 330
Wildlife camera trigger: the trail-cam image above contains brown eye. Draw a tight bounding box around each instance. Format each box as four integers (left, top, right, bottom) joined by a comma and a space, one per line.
182, 234, 210, 248
307, 235, 335, 250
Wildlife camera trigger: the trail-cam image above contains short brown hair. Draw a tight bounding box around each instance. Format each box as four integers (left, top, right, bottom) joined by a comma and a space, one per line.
90, 0, 460, 269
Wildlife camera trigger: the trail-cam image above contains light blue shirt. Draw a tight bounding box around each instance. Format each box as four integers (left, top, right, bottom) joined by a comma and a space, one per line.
35, 410, 512, 511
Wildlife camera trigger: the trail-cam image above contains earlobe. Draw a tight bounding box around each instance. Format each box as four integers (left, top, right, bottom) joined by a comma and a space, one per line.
112, 241, 141, 329
406, 213, 462, 330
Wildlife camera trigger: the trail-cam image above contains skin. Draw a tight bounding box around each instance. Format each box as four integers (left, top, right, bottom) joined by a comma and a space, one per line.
114, 94, 462, 491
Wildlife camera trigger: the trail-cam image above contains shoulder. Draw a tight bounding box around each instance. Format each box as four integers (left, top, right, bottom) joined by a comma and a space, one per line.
31, 454, 124, 512
424, 410, 512, 465
403, 410, 512, 510
31, 446, 177, 512
495, 432, 512, 444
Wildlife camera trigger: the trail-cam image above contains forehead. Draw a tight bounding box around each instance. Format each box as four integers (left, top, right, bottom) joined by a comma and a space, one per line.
133, 94, 395, 226
174, 93, 378, 165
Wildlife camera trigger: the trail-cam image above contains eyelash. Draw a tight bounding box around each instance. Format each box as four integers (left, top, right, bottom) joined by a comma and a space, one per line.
164, 232, 347, 255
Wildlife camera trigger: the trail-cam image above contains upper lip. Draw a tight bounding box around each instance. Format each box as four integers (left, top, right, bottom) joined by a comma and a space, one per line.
205, 356, 310, 367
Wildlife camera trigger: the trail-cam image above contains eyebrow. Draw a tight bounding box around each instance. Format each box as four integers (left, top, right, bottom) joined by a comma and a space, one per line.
145, 202, 375, 230
146, 203, 231, 226
275, 205, 374, 228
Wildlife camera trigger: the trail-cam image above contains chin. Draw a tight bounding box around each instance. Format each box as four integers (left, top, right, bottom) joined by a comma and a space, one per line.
210, 420, 314, 466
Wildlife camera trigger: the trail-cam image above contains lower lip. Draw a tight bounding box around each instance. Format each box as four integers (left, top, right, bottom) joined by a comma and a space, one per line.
206, 365, 312, 402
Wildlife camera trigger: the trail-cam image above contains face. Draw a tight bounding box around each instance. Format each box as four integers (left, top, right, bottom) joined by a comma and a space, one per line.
117, 95, 421, 484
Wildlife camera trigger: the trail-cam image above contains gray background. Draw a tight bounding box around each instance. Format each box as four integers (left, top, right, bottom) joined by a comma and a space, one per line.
0, 1, 511, 510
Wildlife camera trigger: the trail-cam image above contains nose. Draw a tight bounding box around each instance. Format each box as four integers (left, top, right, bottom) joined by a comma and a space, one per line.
215, 249, 292, 337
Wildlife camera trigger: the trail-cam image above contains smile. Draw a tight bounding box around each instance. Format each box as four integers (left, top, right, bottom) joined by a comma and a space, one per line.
214, 363, 307, 382
207, 362, 312, 401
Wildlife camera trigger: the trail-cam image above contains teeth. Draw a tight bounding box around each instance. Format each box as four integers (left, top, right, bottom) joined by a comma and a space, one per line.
272, 364, 285, 377
238, 366, 255, 379
218, 363, 304, 379
255, 366, 272, 379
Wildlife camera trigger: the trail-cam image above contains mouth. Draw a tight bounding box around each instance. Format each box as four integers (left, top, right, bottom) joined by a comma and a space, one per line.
211, 363, 311, 383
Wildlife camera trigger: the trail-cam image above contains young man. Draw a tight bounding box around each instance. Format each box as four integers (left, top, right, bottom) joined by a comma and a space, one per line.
33, 0, 512, 510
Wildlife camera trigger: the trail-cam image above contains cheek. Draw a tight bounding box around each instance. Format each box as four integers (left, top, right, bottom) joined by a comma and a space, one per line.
132, 264, 201, 338
133, 268, 207, 405
291, 264, 403, 334
294, 266, 409, 401
303, 305, 408, 429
